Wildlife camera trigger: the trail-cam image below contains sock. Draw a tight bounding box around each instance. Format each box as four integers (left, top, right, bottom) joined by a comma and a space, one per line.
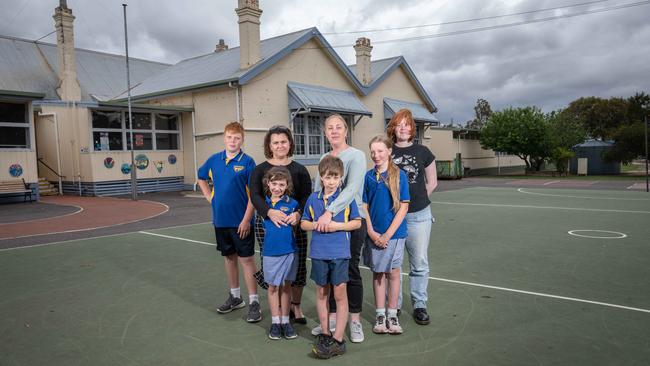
249, 294, 259, 304
230, 287, 241, 298
281, 316, 290, 324
272, 316, 280, 324
376, 308, 386, 318
387, 308, 398, 318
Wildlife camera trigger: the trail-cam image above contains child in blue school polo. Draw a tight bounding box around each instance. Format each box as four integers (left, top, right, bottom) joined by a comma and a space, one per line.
301, 155, 362, 359
197, 121, 261, 323
363, 135, 410, 335
261, 167, 300, 340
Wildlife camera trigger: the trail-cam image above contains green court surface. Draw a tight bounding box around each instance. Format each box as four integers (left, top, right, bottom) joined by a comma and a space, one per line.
1, 187, 649, 365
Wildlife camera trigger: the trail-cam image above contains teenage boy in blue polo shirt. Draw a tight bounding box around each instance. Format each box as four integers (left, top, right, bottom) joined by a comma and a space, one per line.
301, 155, 361, 359
197, 121, 261, 323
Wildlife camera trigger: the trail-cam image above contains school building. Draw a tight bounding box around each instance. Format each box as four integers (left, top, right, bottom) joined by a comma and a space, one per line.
0, 0, 524, 200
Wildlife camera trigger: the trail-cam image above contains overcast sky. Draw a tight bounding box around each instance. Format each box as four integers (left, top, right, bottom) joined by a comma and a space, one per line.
2, 0, 649, 123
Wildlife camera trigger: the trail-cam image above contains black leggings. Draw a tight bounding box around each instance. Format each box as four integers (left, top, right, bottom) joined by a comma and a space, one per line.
329, 219, 365, 314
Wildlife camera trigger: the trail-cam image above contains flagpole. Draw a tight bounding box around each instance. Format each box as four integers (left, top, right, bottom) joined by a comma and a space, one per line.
123, 3, 137, 200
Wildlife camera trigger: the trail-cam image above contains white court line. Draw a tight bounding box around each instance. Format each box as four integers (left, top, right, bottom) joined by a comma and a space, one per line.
543, 180, 560, 186
138, 231, 650, 315
517, 188, 650, 201
430, 201, 650, 214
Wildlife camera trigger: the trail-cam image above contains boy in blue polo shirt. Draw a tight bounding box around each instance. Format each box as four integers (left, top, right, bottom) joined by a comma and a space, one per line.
261, 167, 300, 340
301, 155, 361, 359
197, 121, 261, 323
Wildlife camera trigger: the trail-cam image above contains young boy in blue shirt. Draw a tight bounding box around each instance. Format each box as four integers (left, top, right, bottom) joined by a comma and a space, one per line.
301, 155, 361, 359
197, 121, 261, 323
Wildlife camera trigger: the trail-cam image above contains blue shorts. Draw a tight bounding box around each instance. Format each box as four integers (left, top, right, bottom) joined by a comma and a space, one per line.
310, 258, 349, 286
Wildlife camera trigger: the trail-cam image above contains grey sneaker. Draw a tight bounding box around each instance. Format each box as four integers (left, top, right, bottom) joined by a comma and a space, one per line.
216, 293, 245, 314
246, 301, 262, 323
311, 318, 336, 336
387, 316, 403, 334
349, 320, 364, 343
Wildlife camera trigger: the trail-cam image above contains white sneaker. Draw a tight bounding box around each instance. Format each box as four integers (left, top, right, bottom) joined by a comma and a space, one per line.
349, 320, 364, 343
311, 318, 336, 336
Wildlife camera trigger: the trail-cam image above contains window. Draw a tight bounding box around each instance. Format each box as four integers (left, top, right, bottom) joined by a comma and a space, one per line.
0, 102, 29, 148
91, 110, 180, 151
292, 113, 352, 158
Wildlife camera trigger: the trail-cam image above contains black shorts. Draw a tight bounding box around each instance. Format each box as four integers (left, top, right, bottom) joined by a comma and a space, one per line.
214, 227, 255, 257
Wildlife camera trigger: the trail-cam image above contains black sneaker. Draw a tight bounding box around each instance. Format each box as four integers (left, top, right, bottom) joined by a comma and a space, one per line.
268, 323, 282, 340
246, 301, 262, 322
413, 308, 430, 325
282, 323, 298, 339
253, 270, 268, 290
216, 293, 245, 314
313, 335, 346, 359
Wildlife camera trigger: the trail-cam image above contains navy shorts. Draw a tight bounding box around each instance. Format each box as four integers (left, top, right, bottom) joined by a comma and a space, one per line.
214, 227, 255, 257
310, 258, 349, 286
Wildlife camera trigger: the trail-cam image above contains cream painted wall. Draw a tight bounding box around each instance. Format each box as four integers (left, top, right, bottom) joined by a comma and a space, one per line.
0, 101, 37, 183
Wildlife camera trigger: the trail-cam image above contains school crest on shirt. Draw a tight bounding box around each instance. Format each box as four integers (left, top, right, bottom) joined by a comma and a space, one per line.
233, 165, 245, 172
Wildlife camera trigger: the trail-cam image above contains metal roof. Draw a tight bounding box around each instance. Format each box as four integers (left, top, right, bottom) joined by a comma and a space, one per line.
384, 97, 439, 124
0, 35, 170, 101
288, 82, 372, 116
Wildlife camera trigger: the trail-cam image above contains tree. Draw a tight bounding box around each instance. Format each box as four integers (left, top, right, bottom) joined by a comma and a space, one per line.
465, 98, 492, 129
480, 106, 551, 171
560, 97, 627, 140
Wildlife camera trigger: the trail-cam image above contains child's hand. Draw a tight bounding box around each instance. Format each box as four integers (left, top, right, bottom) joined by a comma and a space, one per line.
267, 209, 288, 228
237, 219, 251, 239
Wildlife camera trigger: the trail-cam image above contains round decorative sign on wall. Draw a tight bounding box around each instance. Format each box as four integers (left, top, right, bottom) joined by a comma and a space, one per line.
121, 163, 132, 175
104, 157, 115, 169
9, 164, 23, 177
168, 154, 177, 165
134, 154, 149, 170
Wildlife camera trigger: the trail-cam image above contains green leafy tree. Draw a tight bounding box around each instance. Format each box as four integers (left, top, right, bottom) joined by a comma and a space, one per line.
466, 98, 493, 129
480, 106, 551, 171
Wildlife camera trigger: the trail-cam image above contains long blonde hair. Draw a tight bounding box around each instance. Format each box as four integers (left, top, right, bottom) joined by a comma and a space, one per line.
369, 135, 401, 212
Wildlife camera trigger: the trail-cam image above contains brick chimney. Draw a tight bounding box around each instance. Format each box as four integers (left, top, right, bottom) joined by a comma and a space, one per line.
235, 0, 262, 69
354, 37, 373, 85
52, 0, 81, 101
215, 39, 229, 52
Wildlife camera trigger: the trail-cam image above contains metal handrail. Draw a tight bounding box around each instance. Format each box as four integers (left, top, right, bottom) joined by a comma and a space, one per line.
37, 158, 65, 179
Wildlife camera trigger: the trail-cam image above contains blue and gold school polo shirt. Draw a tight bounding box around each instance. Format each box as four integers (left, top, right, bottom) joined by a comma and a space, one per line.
301, 189, 361, 260
263, 195, 299, 256
197, 149, 255, 228
363, 168, 410, 239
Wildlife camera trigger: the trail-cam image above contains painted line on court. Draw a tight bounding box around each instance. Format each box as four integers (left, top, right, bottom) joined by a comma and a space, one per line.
138, 231, 650, 315
517, 188, 650, 201
568, 230, 627, 239
430, 201, 650, 214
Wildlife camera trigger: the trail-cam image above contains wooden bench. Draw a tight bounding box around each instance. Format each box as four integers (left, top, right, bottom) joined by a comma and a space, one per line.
0, 179, 33, 202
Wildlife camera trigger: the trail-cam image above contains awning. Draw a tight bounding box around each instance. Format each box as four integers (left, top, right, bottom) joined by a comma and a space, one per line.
288, 82, 372, 116
384, 97, 439, 125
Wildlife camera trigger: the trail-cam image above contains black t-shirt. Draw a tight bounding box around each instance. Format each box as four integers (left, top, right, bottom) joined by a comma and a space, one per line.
250, 160, 312, 218
392, 144, 435, 213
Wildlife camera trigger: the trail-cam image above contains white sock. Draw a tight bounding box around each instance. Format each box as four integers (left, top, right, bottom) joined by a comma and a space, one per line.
387, 308, 398, 318
230, 288, 241, 298
376, 308, 386, 317
249, 294, 259, 304
272, 316, 280, 324
281, 316, 290, 324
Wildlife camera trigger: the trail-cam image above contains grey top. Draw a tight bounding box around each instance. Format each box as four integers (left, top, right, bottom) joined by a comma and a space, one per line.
314, 146, 367, 218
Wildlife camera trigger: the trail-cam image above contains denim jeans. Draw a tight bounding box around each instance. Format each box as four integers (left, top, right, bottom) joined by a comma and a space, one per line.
398, 205, 433, 310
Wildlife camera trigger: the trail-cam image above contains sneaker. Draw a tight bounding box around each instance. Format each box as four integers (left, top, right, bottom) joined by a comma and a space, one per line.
268, 323, 281, 340
387, 316, 403, 334
372, 315, 389, 334
246, 301, 262, 323
282, 323, 298, 339
349, 320, 364, 343
311, 318, 336, 336
413, 308, 430, 325
216, 293, 245, 314
253, 270, 268, 290
312, 335, 346, 359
